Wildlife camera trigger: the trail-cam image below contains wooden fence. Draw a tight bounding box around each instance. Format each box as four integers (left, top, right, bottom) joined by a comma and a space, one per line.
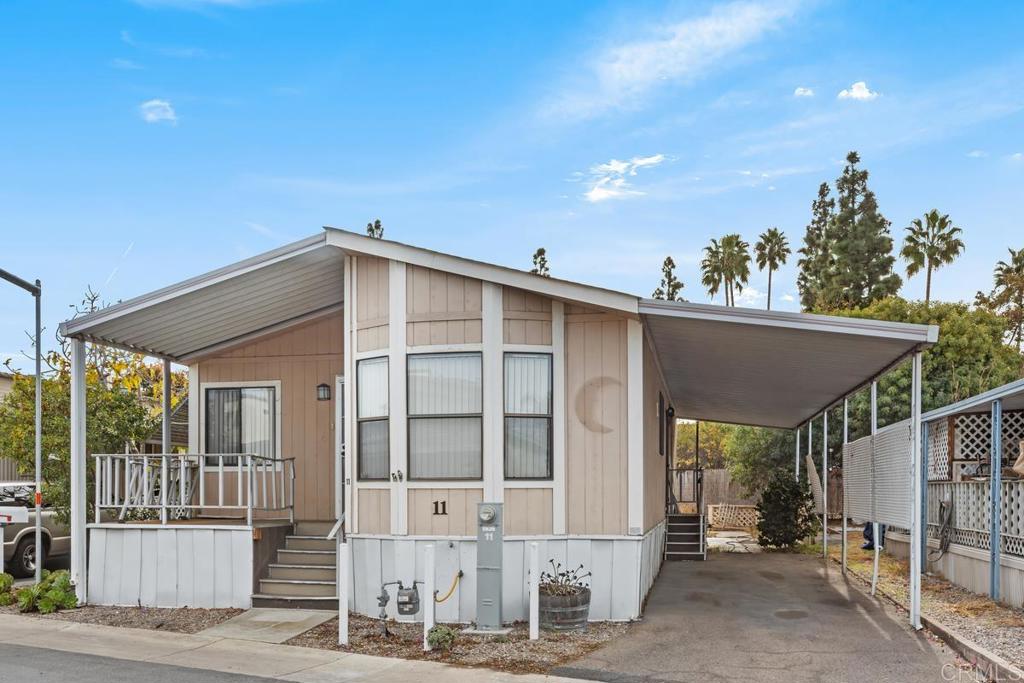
695, 468, 844, 519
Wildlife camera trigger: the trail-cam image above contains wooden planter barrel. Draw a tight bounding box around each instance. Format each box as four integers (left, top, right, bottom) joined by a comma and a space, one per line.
539, 587, 591, 631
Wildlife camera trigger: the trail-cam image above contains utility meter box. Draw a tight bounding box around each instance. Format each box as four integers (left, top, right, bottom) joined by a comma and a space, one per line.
476, 502, 503, 630
396, 585, 420, 616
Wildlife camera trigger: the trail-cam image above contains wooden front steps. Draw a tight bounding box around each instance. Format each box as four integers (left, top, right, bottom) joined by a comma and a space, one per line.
666, 513, 706, 561
253, 520, 338, 609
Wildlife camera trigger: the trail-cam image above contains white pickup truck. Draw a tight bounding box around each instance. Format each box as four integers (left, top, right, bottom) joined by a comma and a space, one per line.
0, 483, 69, 577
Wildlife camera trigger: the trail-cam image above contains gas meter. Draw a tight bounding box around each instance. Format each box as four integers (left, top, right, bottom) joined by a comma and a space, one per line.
396, 584, 421, 616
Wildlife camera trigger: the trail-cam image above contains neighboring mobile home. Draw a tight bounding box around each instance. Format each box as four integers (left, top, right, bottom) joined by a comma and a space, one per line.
59, 228, 937, 623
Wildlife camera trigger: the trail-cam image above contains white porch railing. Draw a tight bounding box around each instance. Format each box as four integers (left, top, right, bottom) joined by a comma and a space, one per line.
926, 480, 1024, 557
92, 453, 296, 526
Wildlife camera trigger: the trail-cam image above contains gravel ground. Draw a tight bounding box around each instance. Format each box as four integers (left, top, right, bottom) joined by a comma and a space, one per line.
825, 533, 1024, 670
287, 613, 630, 675
0, 603, 244, 634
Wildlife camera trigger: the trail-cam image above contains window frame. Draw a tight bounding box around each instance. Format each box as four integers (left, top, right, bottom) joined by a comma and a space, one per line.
503, 351, 554, 481
406, 351, 484, 482
356, 356, 390, 482
200, 381, 282, 469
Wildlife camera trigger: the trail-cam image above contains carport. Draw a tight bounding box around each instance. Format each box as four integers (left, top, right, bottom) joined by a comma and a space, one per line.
639, 299, 938, 629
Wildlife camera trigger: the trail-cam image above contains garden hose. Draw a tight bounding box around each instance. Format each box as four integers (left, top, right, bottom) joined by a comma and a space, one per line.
434, 570, 463, 603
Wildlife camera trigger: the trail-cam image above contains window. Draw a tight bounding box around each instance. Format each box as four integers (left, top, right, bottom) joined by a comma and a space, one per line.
658, 393, 665, 456
205, 387, 277, 466
357, 357, 389, 480
408, 352, 482, 479
504, 353, 552, 479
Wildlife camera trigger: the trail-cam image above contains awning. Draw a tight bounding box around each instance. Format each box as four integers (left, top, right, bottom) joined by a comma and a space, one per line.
640, 299, 938, 429
60, 233, 344, 362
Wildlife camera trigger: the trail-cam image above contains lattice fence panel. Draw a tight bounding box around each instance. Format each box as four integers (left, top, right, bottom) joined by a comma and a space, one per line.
953, 410, 1024, 479
708, 504, 758, 529
927, 480, 1024, 557
843, 435, 873, 521
874, 420, 912, 528
927, 417, 951, 481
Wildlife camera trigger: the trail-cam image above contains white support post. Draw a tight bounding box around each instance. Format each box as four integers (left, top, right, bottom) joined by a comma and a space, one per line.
551, 301, 566, 535
423, 544, 436, 651
870, 380, 880, 597
842, 398, 849, 574
389, 260, 408, 533
70, 338, 88, 603
626, 318, 644, 535
338, 541, 349, 646
909, 351, 923, 629
482, 282, 504, 505
807, 418, 813, 479
162, 359, 172, 453
529, 542, 540, 640
990, 398, 1003, 602
822, 409, 828, 560
795, 426, 801, 481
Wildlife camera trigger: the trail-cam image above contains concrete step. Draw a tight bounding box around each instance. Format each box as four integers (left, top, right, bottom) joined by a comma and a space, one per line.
259, 578, 336, 598
285, 535, 335, 551
252, 594, 338, 610
277, 549, 336, 566
293, 520, 336, 537
268, 564, 336, 581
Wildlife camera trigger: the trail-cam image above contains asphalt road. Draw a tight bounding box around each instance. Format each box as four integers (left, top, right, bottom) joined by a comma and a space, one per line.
0, 644, 277, 683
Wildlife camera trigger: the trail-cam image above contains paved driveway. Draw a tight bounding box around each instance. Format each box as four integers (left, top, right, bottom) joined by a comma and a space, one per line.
555, 552, 957, 683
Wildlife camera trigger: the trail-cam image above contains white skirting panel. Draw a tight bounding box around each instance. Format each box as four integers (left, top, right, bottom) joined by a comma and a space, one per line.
348, 524, 665, 623
87, 526, 253, 609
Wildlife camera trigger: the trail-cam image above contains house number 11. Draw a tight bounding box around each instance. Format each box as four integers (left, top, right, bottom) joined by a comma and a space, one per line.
432, 500, 447, 515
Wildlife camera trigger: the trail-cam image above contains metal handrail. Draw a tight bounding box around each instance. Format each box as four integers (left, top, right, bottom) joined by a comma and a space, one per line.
91, 452, 296, 526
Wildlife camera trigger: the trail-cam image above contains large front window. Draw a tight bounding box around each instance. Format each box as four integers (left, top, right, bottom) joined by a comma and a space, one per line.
205, 386, 276, 465
357, 357, 390, 480
408, 352, 482, 479
504, 353, 552, 479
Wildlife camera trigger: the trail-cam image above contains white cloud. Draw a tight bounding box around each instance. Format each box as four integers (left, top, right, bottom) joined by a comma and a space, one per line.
837, 81, 879, 101
139, 99, 177, 124
966, 150, 988, 158
579, 154, 667, 202
110, 58, 143, 70
734, 287, 767, 307
1010, 152, 1023, 162
121, 29, 207, 58
793, 86, 814, 98
781, 293, 796, 302
543, 1, 799, 120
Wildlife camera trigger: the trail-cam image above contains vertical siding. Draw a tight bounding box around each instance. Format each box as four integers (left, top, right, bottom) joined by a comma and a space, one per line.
407, 488, 482, 535
405, 265, 482, 346
196, 313, 343, 521
88, 527, 252, 608
503, 488, 553, 534
356, 256, 390, 352
503, 287, 552, 345
357, 489, 391, 534
643, 338, 669, 532
566, 316, 628, 535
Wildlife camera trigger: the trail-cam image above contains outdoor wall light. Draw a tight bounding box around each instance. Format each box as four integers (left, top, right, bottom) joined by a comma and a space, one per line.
316, 383, 331, 401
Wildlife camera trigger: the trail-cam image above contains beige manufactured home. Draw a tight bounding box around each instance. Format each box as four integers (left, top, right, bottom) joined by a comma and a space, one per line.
59, 228, 936, 623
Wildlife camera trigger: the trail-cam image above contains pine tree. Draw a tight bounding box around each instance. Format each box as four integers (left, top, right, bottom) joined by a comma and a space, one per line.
366, 219, 383, 239
530, 248, 550, 277
824, 152, 901, 308
797, 183, 835, 311
652, 256, 685, 301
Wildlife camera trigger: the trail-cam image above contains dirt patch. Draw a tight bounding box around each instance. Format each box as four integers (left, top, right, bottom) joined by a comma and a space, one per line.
0, 603, 243, 634
286, 612, 631, 675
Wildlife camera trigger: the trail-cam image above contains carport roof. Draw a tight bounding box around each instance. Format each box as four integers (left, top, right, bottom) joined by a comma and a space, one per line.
640, 299, 938, 430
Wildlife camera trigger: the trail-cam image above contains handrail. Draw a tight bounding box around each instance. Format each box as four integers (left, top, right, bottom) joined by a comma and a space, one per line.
91, 452, 296, 526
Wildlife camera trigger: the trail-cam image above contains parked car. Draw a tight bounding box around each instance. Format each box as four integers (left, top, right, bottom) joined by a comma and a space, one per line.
0, 483, 68, 577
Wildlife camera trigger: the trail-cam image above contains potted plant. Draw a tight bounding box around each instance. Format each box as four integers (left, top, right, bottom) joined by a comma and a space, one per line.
538, 560, 591, 631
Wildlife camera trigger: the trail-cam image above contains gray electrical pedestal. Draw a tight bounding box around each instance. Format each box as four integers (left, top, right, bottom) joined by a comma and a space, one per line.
466, 502, 511, 635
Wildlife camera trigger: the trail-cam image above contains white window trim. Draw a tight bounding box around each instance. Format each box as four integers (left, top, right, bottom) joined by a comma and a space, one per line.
502, 351, 554, 482
355, 355, 390, 482
199, 379, 283, 470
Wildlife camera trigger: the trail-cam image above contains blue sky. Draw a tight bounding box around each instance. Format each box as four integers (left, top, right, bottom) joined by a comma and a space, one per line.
1, 0, 1022, 371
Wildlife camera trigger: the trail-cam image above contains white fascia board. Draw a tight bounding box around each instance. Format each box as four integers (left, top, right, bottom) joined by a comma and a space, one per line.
325, 227, 638, 315
60, 233, 329, 337
922, 378, 1024, 422
639, 298, 938, 344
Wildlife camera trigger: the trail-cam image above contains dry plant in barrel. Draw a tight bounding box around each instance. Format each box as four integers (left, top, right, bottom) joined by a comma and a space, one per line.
539, 560, 591, 596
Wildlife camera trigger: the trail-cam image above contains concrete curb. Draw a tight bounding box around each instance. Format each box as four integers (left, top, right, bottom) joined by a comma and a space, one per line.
834, 559, 1024, 682
0, 613, 591, 682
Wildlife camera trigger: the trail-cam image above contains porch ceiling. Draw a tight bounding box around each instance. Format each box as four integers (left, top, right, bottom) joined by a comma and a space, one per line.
640, 299, 939, 430
60, 234, 344, 361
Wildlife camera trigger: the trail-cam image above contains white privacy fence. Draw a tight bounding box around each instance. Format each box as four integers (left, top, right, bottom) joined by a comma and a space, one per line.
927, 480, 1024, 557
93, 453, 296, 525
842, 419, 914, 528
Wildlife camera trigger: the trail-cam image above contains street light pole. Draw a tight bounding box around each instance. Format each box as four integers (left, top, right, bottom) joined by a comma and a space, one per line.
0, 268, 44, 584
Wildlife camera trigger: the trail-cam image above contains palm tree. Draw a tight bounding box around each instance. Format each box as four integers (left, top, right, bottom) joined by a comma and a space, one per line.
992, 247, 1024, 351
721, 233, 751, 306
701, 239, 726, 304
754, 228, 791, 310
900, 209, 965, 306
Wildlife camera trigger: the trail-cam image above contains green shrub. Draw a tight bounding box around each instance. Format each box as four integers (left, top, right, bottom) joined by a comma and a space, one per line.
15, 569, 77, 613
0, 592, 12, 607
427, 624, 458, 651
0, 573, 13, 593
756, 471, 817, 549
